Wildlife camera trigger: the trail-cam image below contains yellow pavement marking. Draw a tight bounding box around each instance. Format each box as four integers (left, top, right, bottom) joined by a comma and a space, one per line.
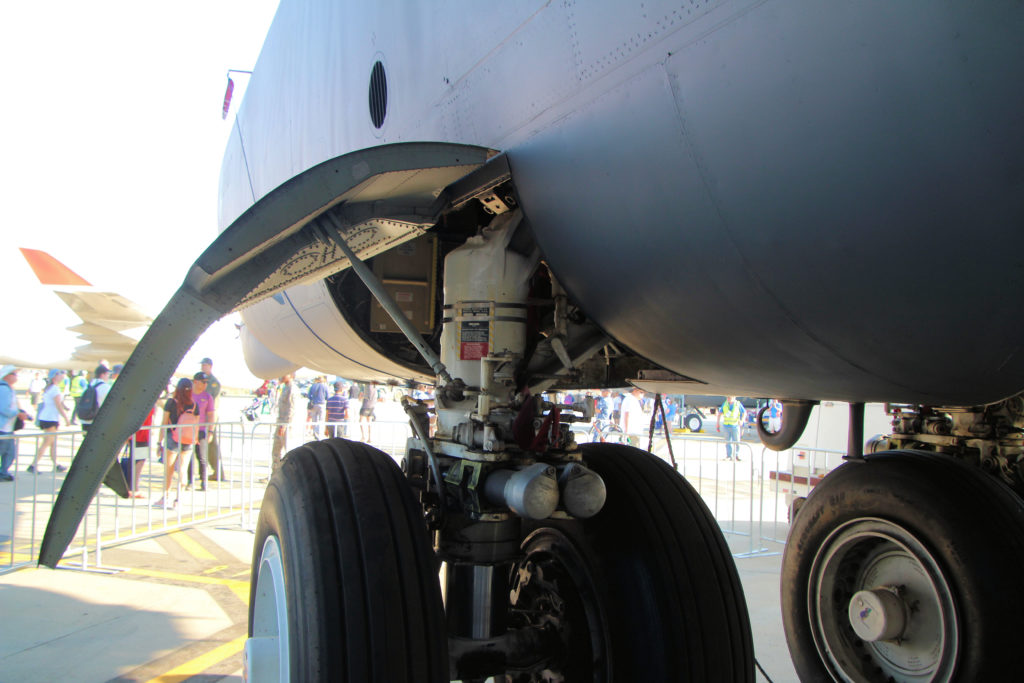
202, 564, 229, 574
128, 567, 250, 603
167, 530, 218, 562
144, 634, 247, 683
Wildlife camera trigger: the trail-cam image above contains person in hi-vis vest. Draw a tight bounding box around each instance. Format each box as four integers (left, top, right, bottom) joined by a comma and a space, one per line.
716, 396, 746, 461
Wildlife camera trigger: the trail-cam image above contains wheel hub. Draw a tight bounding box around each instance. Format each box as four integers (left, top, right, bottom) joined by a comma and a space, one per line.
809, 518, 958, 682
848, 587, 907, 642
246, 535, 289, 683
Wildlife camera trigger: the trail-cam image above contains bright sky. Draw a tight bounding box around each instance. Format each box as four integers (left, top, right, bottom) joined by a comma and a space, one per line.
1, 1, 280, 388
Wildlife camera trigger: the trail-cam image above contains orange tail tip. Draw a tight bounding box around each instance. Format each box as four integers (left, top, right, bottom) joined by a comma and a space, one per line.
19, 248, 91, 286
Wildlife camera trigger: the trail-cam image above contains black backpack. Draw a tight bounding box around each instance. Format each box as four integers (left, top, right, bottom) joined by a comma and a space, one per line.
76, 382, 101, 420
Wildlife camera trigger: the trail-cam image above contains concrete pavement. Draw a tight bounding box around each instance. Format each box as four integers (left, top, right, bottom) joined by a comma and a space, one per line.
0, 520, 799, 682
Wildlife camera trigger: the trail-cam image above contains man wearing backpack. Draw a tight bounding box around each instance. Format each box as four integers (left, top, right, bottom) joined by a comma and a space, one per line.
78, 365, 111, 432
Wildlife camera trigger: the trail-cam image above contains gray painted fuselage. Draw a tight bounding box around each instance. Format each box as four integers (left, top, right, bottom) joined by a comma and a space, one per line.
224, 0, 1024, 405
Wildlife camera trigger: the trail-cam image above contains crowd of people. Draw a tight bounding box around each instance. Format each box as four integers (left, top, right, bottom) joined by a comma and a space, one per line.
3, 358, 787, 489
0, 357, 223, 508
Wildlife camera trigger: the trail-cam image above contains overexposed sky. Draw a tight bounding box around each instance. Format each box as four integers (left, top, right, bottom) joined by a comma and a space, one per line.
1, 0, 280, 387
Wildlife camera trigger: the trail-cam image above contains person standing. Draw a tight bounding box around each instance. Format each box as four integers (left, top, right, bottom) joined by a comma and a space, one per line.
28, 369, 72, 473
199, 358, 222, 477
619, 387, 646, 446
717, 396, 747, 461
79, 365, 112, 432
325, 382, 349, 438
358, 382, 377, 442
187, 372, 216, 490
271, 373, 295, 473
122, 404, 155, 498
307, 376, 329, 438
28, 372, 45, 409
155, 378, 199, 509
68, 370, 87, 425
0, 366, 33, 482
767, 399, 783, 432
199, 358, 221, 403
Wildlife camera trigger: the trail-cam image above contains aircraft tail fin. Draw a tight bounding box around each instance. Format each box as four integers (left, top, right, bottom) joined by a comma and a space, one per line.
19, 248, 92, 287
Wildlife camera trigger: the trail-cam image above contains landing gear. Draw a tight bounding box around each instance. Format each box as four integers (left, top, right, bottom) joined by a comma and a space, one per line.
509, 443, 754, 681
782, 451, 1024, 682
684, 412, 702, 433
247, 439, 448, 682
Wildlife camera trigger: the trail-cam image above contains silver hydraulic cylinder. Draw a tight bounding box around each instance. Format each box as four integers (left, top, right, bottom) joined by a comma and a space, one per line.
558, 463, 607, 518
482, 463, 559, 520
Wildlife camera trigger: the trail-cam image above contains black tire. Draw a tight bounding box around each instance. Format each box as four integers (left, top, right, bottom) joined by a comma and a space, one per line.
684, 413, 702, 433
248, 438, 447, 682
516, 442, 754, 681
782, 450, 1024, 682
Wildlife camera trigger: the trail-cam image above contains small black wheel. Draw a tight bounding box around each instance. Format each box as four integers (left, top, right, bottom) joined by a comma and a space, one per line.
515, 442, 754, 681
684, 413, 702, 433
782, 450, 1024, 682
247, 438, 447, 682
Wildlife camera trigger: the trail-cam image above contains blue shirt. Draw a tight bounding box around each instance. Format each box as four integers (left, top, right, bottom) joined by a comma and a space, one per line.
308, 382, 329, 405
0, 382, 20, 431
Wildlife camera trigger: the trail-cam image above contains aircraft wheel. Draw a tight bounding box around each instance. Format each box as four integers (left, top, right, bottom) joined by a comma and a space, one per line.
515, 443, 754, 681
782, 450, 1024, 682
684, 413, 702, 432
247, 439, 447, 682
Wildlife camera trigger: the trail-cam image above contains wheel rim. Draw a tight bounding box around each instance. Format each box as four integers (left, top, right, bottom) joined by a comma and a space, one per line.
808, 518, 958, 682
246, 535, 290, 683
507, 529, 609, 682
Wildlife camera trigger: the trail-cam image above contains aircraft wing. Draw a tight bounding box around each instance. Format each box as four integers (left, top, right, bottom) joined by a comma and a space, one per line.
19, 248, 152, 364
38, 142, 494, 567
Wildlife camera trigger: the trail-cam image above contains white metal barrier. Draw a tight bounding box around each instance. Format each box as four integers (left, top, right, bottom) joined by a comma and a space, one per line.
573, 425, 847, 559
3, 413, 846, 573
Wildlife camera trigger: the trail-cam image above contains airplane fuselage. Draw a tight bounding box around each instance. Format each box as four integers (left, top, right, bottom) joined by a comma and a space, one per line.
224, 0, 1024, 406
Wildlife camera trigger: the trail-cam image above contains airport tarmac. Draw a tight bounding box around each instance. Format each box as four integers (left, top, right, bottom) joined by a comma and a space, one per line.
0, 517, 799, 682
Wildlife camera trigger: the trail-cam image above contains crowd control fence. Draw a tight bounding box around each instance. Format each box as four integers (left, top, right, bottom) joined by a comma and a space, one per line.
2, 414, 846, 574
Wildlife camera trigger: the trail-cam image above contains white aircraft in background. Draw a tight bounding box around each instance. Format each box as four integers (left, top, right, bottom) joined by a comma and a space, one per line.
0, 248, 151, 370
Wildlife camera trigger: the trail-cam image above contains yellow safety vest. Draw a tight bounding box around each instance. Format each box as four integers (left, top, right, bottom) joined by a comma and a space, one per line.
721, 401, 744, 425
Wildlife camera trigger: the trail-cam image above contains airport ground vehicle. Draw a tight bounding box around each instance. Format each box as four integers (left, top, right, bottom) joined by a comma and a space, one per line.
42, 3, 1024, 681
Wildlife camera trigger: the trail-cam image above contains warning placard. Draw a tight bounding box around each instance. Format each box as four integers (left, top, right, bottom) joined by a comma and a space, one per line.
460, 319, 489, 360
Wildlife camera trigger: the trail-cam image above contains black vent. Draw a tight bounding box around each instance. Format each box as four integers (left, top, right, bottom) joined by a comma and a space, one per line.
369, 61, 387, 129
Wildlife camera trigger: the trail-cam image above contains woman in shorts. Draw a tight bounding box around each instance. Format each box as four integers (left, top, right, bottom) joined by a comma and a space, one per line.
28, 369, 71, 473
154, 378, 199, 509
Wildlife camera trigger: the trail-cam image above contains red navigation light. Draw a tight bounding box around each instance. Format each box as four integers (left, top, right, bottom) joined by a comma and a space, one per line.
222, 77, 235, 119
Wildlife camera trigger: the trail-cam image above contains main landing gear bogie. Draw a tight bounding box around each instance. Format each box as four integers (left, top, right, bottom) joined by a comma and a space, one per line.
782, 450, 1024, 682
248, 439, 755, 681
512, 442, 755, 681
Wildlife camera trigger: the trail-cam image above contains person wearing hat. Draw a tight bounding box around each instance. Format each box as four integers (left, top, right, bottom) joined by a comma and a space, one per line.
187, 371, 216, 490
155, 377, 200, 509
68, 370, 88, 425
79, 365, 112, 433
199, 358, 221, 402
0, 365, 34, 481
28, 369, 72, 473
